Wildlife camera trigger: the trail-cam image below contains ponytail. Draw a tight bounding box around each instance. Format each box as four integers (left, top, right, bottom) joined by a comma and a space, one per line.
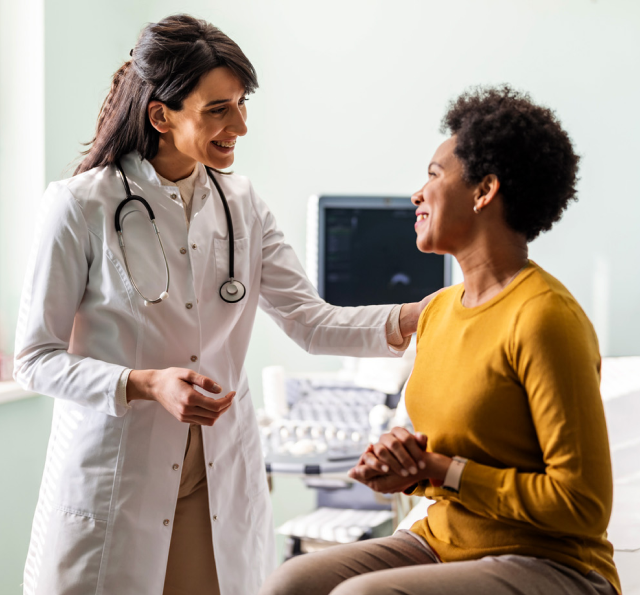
75, 14, 258, 175
75, 60, 152, 175
96, 61, 133, 141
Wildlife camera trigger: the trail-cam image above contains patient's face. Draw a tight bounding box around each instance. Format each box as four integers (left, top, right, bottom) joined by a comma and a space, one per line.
411, 137, 476, 255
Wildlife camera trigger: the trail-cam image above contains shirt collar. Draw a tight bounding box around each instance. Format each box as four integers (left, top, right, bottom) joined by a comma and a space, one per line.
120, 151, 162, 186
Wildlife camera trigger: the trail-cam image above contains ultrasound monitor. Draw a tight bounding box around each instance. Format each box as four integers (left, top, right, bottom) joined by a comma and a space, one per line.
307, 196, 452, 307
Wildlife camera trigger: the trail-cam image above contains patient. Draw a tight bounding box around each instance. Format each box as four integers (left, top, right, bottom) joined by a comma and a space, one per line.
259, 85, 620, 595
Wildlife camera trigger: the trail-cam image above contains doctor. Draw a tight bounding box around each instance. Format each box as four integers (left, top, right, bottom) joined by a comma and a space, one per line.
14, 14, 431, 595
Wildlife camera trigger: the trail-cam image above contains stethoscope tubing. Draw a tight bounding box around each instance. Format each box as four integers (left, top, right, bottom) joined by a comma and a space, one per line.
206, 168, 235, 279
114, 160, 245, 306
115, 162, 170, 305
117, 221, 171, 306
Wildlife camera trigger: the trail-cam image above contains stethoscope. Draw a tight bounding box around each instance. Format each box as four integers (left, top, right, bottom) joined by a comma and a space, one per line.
114, 161, 246, 306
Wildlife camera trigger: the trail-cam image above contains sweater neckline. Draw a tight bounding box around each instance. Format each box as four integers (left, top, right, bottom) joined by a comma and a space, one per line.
453, 260, 536, 318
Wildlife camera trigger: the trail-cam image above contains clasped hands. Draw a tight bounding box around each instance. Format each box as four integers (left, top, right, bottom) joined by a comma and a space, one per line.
348, 427, 452, 494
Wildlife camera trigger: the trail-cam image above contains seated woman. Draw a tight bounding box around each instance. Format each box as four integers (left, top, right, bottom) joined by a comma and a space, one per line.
259, 85, 620, 595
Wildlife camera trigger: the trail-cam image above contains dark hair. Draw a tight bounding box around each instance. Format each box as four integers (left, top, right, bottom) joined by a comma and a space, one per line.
75, 14, 258, 175
441, 85, 580, 242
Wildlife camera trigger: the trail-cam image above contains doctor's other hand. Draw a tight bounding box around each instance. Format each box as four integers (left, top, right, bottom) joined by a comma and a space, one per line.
399, 288, 446, 337
127, 368, 236, 426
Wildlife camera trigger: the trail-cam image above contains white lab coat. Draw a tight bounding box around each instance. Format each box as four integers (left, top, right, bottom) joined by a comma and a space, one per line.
14, 152, 400, 595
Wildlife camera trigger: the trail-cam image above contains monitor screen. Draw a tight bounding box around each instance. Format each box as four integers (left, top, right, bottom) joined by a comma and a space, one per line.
313, 196, 451, 307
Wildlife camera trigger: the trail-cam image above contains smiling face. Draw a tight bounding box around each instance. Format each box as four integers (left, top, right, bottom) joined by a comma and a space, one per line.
149, 66, 249, 173
412, 137, 478, 255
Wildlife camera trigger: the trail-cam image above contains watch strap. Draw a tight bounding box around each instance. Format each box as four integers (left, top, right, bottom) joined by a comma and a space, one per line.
442, 456, 468, 493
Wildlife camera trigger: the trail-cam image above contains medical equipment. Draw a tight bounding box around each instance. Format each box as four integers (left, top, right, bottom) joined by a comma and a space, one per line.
261, 375, 403, 475
114, 161, 246, 305
278, 477, 394, 558
307, 195, 452, 307
264, 374, 402, 559
279, 506, 394, 557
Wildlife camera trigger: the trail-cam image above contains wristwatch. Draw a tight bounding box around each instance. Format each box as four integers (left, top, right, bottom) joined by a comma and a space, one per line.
442, 456, 468, 493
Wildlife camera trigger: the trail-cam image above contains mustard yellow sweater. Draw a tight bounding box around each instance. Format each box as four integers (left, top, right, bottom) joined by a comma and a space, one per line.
406, 261, 620, 593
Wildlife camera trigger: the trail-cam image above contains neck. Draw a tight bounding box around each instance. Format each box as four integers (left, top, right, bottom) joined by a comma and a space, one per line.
455, 229, 529, 308
150, 138, 197, 182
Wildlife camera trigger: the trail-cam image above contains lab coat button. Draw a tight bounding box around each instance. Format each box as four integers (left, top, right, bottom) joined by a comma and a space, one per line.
172, 464, 179, 470
191, 355, 198, 362
170, 193, 177, 200
180, 247, 187, 255
186, 302, 193, 309
213, 515, 218, 521
208, 461, 213, 467
163, 519, 170, 526
201, 194, 206, 200
191, 243, 197, 250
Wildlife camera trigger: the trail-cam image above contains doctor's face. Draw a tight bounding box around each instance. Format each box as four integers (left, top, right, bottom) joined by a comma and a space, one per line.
411, 137, 477, 255
157, 67, 249, 170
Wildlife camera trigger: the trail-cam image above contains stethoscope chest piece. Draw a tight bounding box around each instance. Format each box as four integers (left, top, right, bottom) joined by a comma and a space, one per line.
220, 279, 246, 303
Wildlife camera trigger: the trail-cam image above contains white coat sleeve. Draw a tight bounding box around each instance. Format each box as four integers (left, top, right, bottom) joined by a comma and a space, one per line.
251, 186, 401, 358
13, 183, 128, 417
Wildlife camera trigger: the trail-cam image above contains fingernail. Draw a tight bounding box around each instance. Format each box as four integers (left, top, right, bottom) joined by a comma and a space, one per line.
410, 466, 418, 475
381, 465, 389, 473
419, 461, 426, 470
401, 469, 409, 477
213, 384, 221, 392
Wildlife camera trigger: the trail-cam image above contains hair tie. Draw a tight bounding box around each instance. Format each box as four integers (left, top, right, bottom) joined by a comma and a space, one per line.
129, 49, 133, 57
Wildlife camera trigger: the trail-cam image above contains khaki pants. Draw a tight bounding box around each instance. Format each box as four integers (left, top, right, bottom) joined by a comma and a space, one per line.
260, 530, 616, 595
163, 425, 220, 595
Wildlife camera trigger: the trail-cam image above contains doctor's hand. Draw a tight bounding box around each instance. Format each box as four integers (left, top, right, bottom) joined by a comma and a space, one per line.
128, 368, 236, 426
399, 288, 446, 337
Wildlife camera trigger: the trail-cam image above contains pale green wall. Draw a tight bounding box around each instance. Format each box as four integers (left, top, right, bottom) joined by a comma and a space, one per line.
1, 0, 640, 592
0, 398, 53, 594
0, 0, 46, 588
0, 0, 44, 355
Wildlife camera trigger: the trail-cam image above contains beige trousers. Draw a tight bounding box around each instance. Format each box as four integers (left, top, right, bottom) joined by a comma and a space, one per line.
163, 425, 220, 595
260, 530, 616, 595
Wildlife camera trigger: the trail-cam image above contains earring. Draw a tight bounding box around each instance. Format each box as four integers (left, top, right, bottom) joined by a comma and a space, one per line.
473, 205, 482, 214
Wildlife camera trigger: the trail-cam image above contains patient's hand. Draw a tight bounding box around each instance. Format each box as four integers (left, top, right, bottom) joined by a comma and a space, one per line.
348, 428, 451, 494
348, 464, 421, 494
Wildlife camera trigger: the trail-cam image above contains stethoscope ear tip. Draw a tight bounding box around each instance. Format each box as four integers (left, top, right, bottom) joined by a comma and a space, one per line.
160, 291, 169, 301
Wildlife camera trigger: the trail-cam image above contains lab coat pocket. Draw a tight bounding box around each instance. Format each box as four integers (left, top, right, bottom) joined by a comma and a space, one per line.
103, 246, 142, 326
213, 237, 250, 310
34, 509, 106, 595
51, 403, 125, 520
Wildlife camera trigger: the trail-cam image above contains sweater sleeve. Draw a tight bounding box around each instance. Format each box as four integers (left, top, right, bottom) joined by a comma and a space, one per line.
437, 292, 613, 538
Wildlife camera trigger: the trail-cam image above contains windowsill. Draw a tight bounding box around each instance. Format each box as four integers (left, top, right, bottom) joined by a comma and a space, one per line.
0, 381, 38, 405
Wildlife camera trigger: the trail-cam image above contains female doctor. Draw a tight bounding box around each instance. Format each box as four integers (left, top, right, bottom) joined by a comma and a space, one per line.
14, 14, 431, 595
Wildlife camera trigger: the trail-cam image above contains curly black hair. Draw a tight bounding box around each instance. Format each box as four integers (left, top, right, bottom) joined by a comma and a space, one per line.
441, 85, 580, 242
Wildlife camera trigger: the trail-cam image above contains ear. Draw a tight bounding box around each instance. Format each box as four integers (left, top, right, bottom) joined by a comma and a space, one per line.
147, 101, 171, 134
474, 174, 500, 211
